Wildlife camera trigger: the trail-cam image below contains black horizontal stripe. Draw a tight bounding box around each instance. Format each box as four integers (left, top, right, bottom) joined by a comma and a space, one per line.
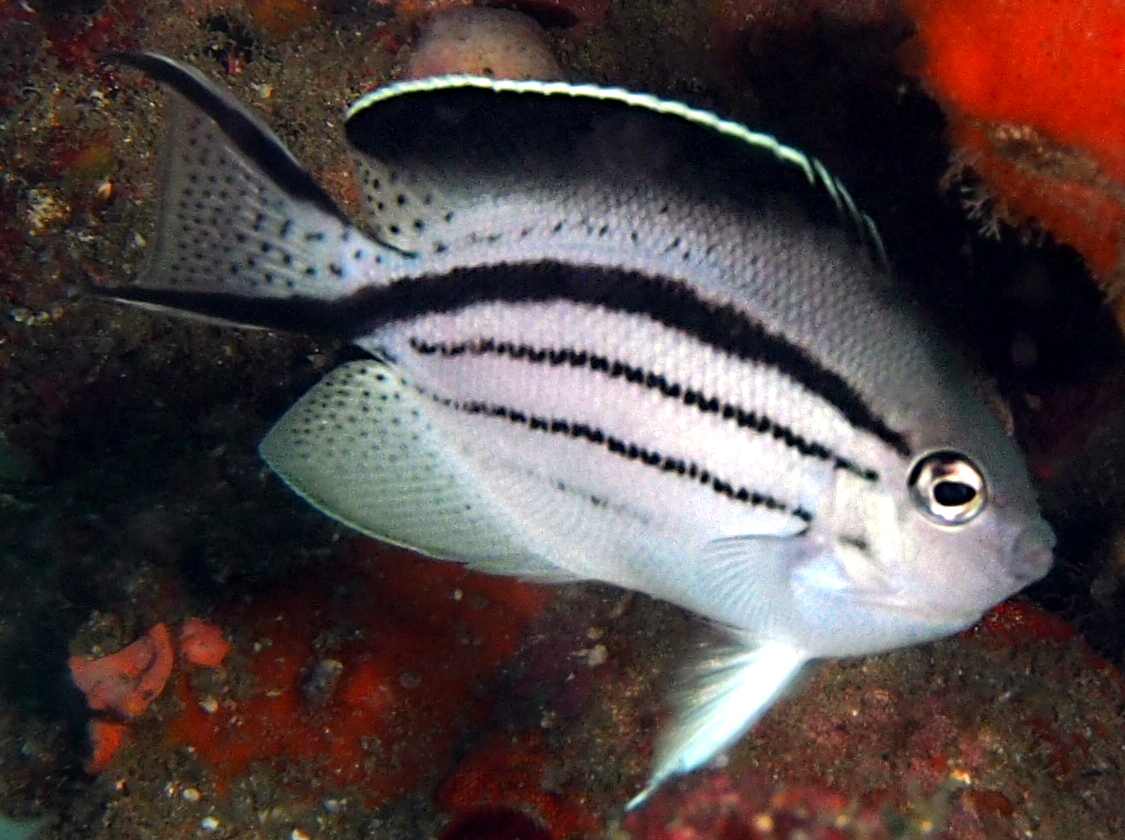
109, 53, 348, 223
98, 261, 911, 457
410, 336, 879, 482
427, 391, 813, 524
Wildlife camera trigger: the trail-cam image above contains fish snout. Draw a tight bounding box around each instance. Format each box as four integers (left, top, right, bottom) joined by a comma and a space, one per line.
1008, 518, 1055, 585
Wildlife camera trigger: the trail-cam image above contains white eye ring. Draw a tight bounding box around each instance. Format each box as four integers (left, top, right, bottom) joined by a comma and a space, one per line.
908, 451, 986, 525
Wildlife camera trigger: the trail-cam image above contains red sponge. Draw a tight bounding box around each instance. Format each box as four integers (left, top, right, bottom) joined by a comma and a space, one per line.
905, 0, 1125, 278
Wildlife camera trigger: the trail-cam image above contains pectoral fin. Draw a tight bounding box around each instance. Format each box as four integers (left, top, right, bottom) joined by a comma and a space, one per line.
626, 639, 810, 810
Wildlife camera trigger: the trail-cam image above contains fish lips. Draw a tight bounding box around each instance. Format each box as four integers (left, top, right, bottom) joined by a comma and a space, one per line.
1006, 517, 1055, 586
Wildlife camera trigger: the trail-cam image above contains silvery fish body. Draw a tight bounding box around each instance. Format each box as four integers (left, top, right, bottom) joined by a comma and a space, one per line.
102, 54, 1055, 806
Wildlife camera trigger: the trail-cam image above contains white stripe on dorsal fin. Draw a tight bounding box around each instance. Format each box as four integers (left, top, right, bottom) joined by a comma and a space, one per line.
259, 359, 575, 581
344, 74, 888, 274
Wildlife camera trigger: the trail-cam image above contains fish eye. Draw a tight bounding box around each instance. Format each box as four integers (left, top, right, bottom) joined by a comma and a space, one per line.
907, 450, 986, 525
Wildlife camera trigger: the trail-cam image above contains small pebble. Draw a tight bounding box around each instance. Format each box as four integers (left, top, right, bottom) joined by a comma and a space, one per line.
291, 829, 311, 840
182, 787, 201, 802
201, 816, 220, 832
301, 658, 344, 707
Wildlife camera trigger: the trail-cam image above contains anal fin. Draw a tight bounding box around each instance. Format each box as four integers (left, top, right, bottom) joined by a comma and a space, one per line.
260, 359, 572, 580
626, 639, 810, 810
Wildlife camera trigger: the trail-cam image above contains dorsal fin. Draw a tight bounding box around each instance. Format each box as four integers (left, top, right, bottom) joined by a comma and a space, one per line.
344, 75, 888, 271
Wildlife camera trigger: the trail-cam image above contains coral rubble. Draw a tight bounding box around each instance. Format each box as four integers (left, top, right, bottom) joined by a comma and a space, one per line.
68, 623, 174, 721
165, 538, 550, 806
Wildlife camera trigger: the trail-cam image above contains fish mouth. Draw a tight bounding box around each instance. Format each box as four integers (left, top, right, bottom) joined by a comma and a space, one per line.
1008, 518, 1056, 586
873, 517, 1056, 627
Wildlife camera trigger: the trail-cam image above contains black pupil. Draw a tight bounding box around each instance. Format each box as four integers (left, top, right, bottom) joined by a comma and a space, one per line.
933, 480, 975, 507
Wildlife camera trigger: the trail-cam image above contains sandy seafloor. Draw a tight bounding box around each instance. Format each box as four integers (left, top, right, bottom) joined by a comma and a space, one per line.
0, 0, 1124, 838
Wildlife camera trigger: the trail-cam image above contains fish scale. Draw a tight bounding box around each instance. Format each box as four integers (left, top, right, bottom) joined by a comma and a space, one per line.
393, 302, 885, 480
417, 349, 812, 530
396, 301, 886, 479
98, 53, 1056, 809
387, 306, 839, 530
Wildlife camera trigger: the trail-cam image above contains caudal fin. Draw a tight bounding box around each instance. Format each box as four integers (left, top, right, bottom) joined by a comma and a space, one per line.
97, 53, 388, 331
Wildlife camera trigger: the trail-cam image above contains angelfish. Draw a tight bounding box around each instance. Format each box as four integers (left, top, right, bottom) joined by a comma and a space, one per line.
99, 53, 1055, 807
